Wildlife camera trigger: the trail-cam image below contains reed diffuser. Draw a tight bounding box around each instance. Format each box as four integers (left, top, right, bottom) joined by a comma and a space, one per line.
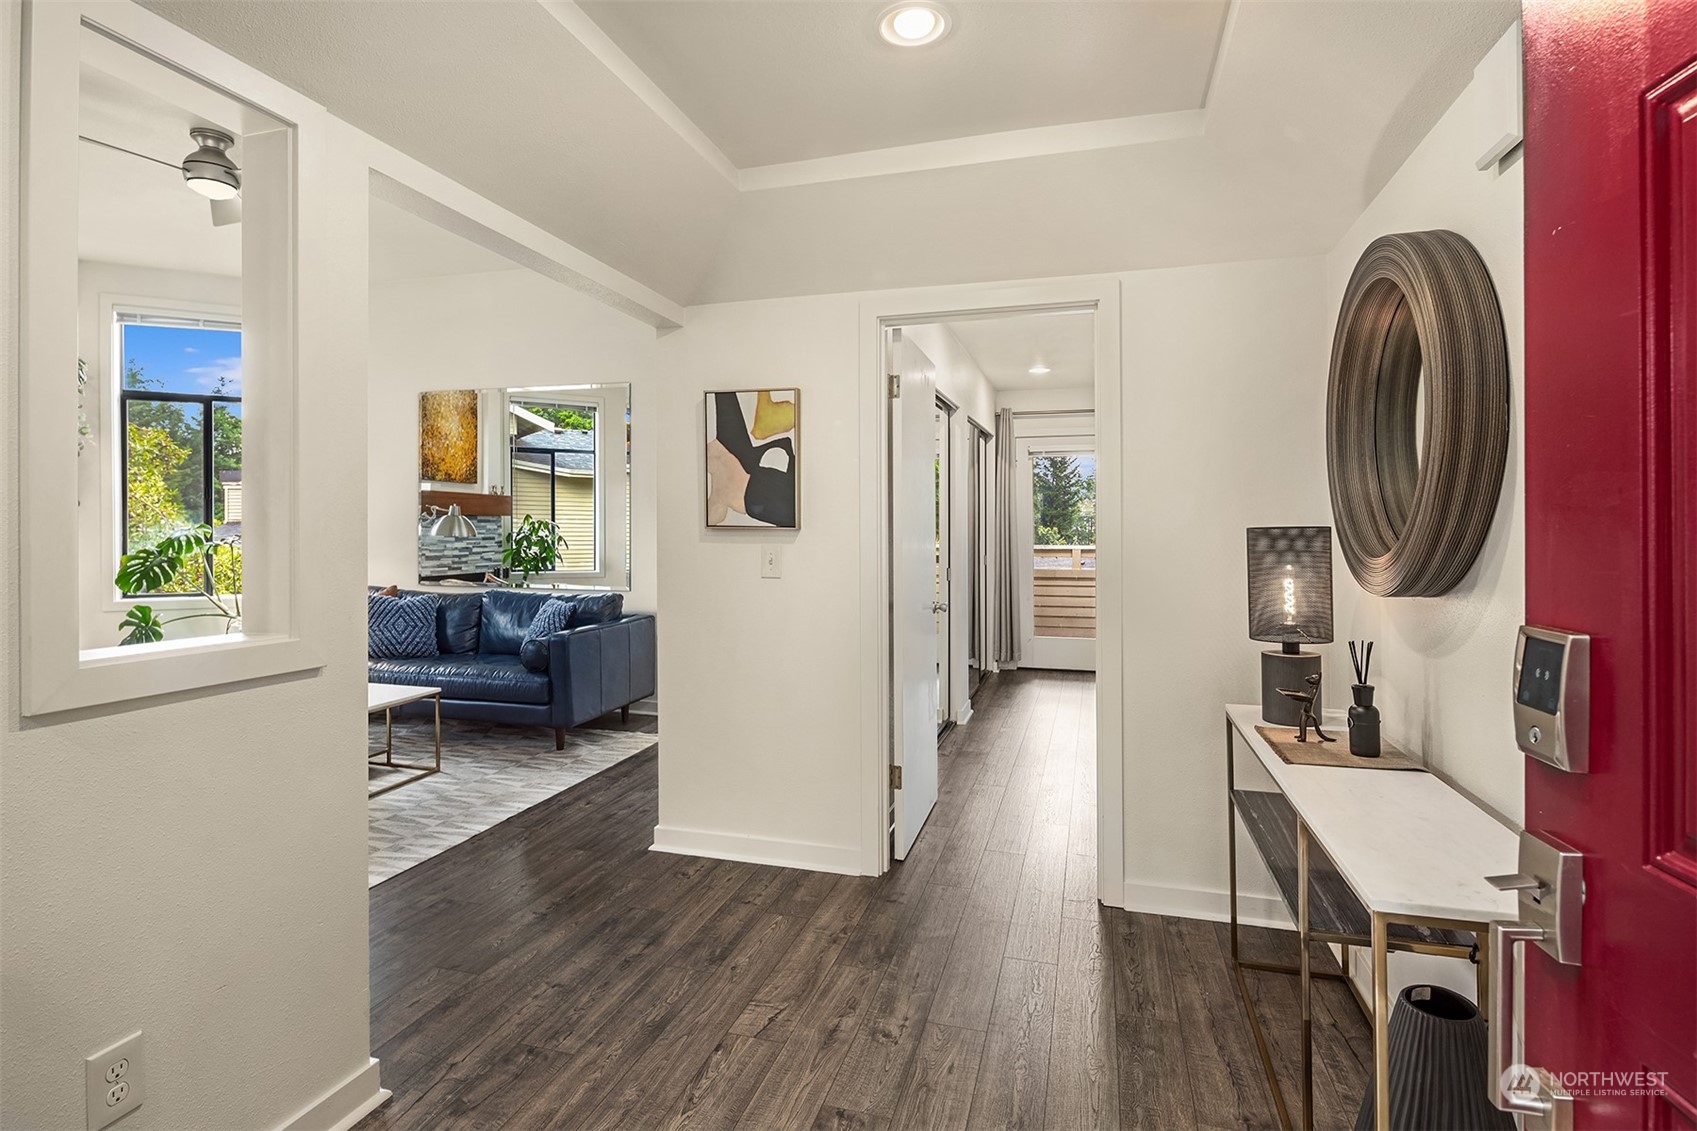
1347, 640, 1382, 758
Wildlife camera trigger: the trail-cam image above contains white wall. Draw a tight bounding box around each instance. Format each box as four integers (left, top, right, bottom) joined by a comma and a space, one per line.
1117, 257, 1332, 917
1324, 37, 1526, 829
653, 294, 866, 871
903, 322, 996, 722
76, 261, 243, 649
995, 385, 1094, 414
2, 9, 379, 1126
368, 267, 661, 613
652, 259, 1327, 894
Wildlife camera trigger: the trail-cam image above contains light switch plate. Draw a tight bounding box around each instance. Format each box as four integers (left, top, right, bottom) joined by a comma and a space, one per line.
761, 546, 782, 579
86, 1031, 144, 1130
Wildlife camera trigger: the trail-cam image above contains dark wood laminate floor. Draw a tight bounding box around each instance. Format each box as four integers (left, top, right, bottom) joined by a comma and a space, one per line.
360, 671, 1371, 1131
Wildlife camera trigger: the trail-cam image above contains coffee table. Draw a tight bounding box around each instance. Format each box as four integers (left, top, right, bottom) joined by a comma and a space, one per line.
367, 683, 443, 797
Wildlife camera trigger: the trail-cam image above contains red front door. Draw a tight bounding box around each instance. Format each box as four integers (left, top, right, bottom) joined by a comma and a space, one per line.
1524, 1, 1697, 1126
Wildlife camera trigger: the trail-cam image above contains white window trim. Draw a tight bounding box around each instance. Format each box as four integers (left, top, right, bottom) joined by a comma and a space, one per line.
97, 294, 244, 617
20, 1, 325, 714
504, 386, 630, 591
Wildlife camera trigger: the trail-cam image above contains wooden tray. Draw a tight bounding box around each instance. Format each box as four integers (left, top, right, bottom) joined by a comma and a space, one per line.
1254, 725, 1424, 771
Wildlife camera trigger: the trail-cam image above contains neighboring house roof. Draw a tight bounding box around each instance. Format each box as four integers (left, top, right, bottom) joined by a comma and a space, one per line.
217, 470, 241, 483
512, 428, 594, 475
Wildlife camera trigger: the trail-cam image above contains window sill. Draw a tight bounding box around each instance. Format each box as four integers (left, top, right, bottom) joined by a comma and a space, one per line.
27, 632, 323, 716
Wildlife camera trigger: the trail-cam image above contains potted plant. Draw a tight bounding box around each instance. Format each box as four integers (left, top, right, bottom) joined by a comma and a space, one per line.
114, 524, 243, 644
501, 515, 567, 585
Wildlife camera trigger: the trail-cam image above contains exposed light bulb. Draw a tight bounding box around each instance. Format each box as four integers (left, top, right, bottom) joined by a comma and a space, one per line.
1283, 566, 1296, 623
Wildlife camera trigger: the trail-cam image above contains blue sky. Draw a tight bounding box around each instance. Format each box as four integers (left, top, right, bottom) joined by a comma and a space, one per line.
120, 324, 242, 397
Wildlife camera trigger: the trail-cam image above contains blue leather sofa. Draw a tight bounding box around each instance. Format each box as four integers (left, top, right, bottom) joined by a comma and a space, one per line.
368, 588, 656, 749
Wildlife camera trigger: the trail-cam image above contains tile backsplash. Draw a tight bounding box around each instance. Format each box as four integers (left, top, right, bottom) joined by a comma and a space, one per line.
419, 515, 503, 580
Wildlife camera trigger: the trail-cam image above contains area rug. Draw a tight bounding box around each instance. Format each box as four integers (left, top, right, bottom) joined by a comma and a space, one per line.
368, 717, 656, 887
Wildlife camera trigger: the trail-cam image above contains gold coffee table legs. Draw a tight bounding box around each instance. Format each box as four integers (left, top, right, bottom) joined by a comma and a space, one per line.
368, 694, 442, 798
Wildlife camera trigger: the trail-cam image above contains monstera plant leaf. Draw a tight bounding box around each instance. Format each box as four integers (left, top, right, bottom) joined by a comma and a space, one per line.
118, 605, 164, 646
115, 524, 214, 594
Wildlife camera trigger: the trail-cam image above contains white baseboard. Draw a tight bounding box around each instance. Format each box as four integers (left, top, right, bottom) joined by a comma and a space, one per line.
651, 825, 863, 875
957, 701, 974, 725
278, 1058, 388, 1131
1122, 879, 1293, 930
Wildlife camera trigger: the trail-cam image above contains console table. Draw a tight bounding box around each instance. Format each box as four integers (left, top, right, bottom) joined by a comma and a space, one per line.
1224, 704, 1519, 1131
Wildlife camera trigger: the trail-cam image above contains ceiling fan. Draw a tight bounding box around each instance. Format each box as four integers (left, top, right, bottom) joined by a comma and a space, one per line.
78, 126, 242, 227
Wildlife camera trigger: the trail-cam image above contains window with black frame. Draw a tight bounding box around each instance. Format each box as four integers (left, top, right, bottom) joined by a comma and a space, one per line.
117, 314, 243, 596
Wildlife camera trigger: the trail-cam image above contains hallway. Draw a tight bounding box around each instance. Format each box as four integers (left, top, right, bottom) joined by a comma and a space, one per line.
362, 670, 1371, 1130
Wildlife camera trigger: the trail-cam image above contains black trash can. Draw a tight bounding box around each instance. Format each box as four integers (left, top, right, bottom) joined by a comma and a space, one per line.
1354, 984, 1514, 1130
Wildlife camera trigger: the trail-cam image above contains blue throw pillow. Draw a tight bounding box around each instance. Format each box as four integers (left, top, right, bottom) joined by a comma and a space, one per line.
519, 596, 578, 672
568, 592, 624, 628
368, 592, 440, 660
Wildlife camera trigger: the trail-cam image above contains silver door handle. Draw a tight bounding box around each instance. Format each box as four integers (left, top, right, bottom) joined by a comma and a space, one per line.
1489, 921, 1572, 1127
1486, 872, 1551, 899
931, 602, 949, 613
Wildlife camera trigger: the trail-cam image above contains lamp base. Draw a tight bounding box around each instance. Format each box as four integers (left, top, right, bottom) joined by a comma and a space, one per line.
1261, 649, 1322, 726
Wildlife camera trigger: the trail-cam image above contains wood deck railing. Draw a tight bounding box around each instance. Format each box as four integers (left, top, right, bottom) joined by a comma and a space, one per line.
1033, 544, 1096, 639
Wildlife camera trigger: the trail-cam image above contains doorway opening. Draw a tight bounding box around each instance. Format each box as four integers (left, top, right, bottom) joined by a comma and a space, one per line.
1015, 419, 1097, 672
882, 304, 1104, 871
967, 421, 993, 697
935, 395, 956, 736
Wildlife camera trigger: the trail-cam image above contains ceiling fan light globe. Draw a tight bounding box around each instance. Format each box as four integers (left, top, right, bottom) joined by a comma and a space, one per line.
181, 127, 241, 200
184, 168, 240, 200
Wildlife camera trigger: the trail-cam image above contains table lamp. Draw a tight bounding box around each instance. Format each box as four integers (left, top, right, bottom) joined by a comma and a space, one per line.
1247, 526, 1334, 726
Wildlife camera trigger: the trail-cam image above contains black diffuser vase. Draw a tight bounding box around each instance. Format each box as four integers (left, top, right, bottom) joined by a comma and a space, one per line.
1348, 684, 1382, 758
1353, 985, 1514, 1131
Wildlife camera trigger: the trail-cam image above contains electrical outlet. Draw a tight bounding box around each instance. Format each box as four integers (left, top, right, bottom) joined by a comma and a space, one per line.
760, 546, 782, 579
86, 1032, 143, 1130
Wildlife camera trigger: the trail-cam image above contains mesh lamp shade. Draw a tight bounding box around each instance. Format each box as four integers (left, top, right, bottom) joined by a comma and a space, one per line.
1247, 526, 1334, 650
1248, 527, 1334, 726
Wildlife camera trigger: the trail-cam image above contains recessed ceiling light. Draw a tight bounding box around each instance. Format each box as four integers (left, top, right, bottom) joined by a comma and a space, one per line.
879, 3, 949, 46
1029, 365, 1051, 376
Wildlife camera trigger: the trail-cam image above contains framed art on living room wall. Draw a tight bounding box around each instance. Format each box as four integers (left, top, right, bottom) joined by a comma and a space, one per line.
419, 389, 479, 484
705, 389, 800, 529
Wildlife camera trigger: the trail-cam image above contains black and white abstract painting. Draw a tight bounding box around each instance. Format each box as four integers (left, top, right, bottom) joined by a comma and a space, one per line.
704, 389, 799, 528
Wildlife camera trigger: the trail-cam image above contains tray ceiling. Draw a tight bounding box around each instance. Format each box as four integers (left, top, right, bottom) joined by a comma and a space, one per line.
576, 0, 1232, 168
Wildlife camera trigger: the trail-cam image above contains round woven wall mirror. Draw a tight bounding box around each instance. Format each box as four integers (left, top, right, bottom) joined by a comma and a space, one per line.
1327, 230, 1508, 597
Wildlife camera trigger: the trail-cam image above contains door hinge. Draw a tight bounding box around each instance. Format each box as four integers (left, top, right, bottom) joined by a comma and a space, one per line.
888, 373, 901, 399
890, 764, 903, 790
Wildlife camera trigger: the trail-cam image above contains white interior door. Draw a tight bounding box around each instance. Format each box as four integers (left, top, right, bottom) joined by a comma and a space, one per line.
891, 329, 940, 860
934, 399, 952, 731
1016, 432, 1098, 672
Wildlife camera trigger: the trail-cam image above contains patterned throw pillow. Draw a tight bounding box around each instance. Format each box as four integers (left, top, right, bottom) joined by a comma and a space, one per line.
519, 597, 579, 672
368, 592, 440, 660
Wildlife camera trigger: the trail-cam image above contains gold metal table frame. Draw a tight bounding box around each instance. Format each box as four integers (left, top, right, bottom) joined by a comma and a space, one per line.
1226, 719, 1491, 1131
369, 692, 442, 798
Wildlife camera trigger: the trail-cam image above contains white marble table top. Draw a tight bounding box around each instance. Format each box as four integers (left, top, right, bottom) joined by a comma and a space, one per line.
368, 683, 442, 713
1227, 704, 1520, 925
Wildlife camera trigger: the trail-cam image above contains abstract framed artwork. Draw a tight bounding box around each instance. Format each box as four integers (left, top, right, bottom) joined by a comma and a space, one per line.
705, 389, 799, 528
419, 389, 479, 484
